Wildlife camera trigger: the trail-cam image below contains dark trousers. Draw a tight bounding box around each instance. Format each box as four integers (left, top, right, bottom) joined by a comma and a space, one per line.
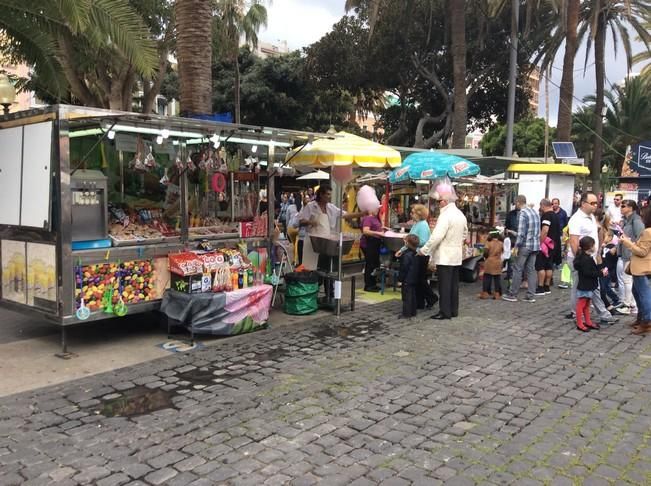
437, 265, 459, 318
416, 255, 437, 308
297, 240, 304, 266
482, 274, 502, 294
361, 238, 381, 290
317, 254, 338, 298
402, 284, 417, 317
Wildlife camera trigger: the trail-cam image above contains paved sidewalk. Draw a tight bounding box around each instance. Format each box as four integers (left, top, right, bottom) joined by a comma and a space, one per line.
1, 288, 650, 485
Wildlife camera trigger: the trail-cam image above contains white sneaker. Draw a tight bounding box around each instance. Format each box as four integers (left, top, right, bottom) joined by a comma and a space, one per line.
614, 306, 631, 315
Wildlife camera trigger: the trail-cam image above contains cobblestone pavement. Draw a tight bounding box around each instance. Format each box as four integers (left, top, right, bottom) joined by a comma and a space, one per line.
1, 286, 651, 486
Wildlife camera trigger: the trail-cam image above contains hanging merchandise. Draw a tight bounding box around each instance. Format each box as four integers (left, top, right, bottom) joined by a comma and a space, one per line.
114, 271, 128, 317
211, 172, 226, 193
144, 145, 158, 170
129, 136, 147, 172
160, 167, 170, 186
75, 266, 90, 320
175, 152, 184, 171
186, 154, 197, 172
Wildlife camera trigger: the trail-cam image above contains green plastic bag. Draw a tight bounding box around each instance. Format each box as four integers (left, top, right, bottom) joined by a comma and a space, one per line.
560, 262, 573, 284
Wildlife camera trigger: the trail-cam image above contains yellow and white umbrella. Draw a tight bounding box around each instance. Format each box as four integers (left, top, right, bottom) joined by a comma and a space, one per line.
286, 131, 401, 168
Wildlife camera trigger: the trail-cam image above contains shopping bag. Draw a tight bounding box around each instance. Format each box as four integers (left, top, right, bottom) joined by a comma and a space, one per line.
560, 262, 573, 284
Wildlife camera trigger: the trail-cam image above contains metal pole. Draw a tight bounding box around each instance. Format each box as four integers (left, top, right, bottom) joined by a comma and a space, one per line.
504, 0, 519, 157
267, 143, 276, 243
544, 66, 550, 162
336, 179, 343, 317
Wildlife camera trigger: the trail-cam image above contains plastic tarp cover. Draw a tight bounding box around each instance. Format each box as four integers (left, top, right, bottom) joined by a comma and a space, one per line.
160, 285, 272, 335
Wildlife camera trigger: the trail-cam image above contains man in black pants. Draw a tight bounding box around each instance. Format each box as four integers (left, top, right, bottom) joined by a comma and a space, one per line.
418, 188, 468, 320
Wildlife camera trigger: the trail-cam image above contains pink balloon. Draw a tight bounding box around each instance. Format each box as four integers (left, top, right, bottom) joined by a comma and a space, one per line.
332, 165, 354, 183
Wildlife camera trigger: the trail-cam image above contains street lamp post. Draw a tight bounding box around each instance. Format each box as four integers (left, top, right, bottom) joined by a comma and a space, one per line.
0, 74, 17, 115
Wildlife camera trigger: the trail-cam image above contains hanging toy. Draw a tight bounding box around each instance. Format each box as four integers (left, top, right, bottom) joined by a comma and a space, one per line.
129, 136, 146, 172
175, 153, 184, 171
186, 154, 197, 172
144, 145, 158, 170
114, 274, 128, 317
75, 266, 90, 320
198, 150, 208, 171
102, 287, 114, 314
160, 167, 170, 186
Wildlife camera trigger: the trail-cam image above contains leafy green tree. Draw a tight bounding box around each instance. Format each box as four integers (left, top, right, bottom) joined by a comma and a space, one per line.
0, 0, 159, 109
481, 118, 555, 157
211, 49, 355, 131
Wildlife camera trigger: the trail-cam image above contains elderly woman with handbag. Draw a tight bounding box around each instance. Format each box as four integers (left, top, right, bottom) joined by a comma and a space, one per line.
620, 208, 651, 335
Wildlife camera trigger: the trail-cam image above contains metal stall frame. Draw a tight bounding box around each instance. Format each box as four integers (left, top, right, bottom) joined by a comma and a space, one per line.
0, 105, 328, 354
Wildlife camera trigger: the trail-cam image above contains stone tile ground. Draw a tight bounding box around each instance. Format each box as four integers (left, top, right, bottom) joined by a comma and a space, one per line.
1, 287, 650, 485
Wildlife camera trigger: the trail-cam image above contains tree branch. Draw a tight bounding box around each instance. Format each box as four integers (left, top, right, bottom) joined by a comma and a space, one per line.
56, 33, 101, 107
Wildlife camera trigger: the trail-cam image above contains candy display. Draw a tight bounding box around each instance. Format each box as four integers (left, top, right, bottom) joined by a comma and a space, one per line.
75, 260, 156, 313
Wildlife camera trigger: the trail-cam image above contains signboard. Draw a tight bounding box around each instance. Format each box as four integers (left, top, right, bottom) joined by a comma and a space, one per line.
621, 141, 651, 177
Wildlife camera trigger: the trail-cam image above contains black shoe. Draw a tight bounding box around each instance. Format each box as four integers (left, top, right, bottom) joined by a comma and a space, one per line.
364, 287, 380, 293
534, 286, 546, 296
430, 313, 450, 320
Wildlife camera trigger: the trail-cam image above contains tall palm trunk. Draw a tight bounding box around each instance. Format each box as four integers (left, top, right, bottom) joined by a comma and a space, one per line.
591, 13, 606, 194
175, 0, 213, 115
234, 56, 241, 124
556, 0, 579, 141
449, 0, 467, 149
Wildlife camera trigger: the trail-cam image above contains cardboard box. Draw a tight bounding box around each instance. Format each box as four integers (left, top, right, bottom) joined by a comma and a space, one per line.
171, 273, 203, 293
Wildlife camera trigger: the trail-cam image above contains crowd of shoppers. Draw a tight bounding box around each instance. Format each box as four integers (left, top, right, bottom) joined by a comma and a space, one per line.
280, 183, 651, 336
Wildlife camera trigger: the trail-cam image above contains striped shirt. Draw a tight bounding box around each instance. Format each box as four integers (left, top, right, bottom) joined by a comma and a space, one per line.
515, 206, 541, 251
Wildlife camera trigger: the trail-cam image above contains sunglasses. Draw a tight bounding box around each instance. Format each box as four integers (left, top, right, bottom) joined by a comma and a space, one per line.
588, 202, 598, 206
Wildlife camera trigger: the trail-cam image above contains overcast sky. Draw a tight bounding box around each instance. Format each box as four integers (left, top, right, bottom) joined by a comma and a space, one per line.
259, 0, 645, 127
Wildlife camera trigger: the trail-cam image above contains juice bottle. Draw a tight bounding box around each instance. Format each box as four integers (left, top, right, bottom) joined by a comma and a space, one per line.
231, 271, 238, 291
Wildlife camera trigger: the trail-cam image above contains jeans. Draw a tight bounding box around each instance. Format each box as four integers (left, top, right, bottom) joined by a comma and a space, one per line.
508, 248, 538, 299
599, 275, 621, 307
617, 259, 635, 308
568, 256, 612, 320
632, 275, 651, 321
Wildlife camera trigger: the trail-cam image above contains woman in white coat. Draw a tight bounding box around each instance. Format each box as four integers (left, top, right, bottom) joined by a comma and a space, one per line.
419, 189, 468, 320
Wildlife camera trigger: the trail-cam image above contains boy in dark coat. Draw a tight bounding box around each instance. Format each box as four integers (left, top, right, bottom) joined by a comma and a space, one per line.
399, 234, 420, 318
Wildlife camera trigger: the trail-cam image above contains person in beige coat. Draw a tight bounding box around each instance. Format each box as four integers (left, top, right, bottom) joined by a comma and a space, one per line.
419, 189, 468, 320
620, 207, 651, 335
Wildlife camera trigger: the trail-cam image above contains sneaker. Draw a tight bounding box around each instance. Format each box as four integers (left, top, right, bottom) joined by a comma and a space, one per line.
558, 283, 569, 289
600, 316, 619, 324
565, 312, 575, 319
544, 285, 551, 295
522, 296, 536, 303
502, 294, 518, 302
614, 306, 631, 315
612, 301, 625, 309
534, 286, 546, 296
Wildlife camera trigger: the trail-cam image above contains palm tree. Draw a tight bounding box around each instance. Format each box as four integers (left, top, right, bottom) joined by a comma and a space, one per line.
215, 0, 268, 124
0, 0, 157, 108
581, 0, 651, 192
176, 0, 214, 115
556, 0, 580, 141
632, 19, 651, 81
